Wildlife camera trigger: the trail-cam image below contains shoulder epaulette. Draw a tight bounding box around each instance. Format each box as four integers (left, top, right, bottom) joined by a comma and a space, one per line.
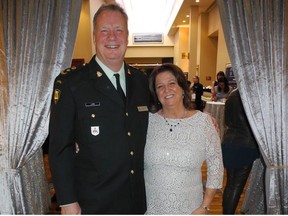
60, 63, 86, 75
128, 64, 138, 71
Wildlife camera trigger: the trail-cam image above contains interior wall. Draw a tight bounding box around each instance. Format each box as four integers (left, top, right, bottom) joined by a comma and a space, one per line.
73, 1, 231, 83
216, 24, 230, 73
198, 13, 217, 87
125, 46, 174, 58
178, 27, 190, 73
188, 6, 199, 82
73, 0, 93, 63
208, 5, 230, 77
174, 28, 180, 67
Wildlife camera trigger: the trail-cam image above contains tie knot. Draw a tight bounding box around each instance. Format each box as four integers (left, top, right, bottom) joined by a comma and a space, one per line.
114, 73, 120, 80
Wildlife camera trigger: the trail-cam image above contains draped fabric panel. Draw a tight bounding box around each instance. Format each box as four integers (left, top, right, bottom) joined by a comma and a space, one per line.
240, 158, 266, 214
0, 0, 82, 213
217, 0, 288, 214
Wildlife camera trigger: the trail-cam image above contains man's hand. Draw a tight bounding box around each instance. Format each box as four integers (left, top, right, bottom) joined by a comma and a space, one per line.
205, 112, 220, 135
61, 202, 81, 215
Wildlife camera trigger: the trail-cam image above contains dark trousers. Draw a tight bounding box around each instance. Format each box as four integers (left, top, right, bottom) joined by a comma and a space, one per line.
222, 165, 252, 214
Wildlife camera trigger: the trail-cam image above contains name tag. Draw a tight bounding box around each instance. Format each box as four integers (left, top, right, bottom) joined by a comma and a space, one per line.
85, 102, 101, 107
137, 106, 148, 112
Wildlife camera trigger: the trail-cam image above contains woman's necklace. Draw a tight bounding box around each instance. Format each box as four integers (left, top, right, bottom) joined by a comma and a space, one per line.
162, 109, 187, 132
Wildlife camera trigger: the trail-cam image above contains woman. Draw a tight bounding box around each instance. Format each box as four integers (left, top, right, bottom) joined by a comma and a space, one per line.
212, 76, 232, 102
144, 63, 224, 214
211, 71, 225, 96
221, 89, 259, 214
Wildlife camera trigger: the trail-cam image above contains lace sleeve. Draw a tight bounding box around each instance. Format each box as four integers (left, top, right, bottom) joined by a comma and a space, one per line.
204, 114, 224, 189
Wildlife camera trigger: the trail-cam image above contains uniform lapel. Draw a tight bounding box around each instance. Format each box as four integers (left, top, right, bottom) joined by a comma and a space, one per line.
125, 63, 133, 105
88, 57, 125, 107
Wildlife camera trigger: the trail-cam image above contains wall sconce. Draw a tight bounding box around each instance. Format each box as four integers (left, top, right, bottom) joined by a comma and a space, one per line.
181, 52, 189, 59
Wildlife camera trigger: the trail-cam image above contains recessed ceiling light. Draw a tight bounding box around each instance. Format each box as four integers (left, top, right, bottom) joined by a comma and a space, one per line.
116, 0, 184, 35
182, 20, 186, 23
186, 15, 190, 18
196, 0, 200, 3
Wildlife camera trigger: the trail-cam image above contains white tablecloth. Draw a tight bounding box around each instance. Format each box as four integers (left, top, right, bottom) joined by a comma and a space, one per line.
204, 101, 225, 141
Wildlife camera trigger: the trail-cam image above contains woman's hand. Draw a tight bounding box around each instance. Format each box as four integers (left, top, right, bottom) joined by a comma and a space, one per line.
211, 94, 217, 101
192, 207, 208, 214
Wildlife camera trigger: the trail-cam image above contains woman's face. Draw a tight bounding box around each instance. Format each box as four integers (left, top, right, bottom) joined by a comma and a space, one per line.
218, 82, 225, 89
155, 71, 183, 109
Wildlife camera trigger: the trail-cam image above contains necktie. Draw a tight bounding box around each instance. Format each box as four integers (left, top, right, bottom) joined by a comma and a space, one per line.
114, 73, 126, 103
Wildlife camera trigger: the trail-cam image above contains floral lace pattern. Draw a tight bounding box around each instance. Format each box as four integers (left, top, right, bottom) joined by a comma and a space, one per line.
144, 111, 224, 214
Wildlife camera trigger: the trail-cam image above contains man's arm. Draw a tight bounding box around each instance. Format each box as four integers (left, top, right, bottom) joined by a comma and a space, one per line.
49, 73, 78, 205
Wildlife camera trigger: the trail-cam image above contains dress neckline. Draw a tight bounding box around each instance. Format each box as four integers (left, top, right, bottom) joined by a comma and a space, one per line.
155, 110, 200, 121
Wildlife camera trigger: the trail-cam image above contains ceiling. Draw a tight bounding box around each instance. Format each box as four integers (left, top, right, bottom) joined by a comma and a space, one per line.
114, 0, 215, 36
172, 0, 215, 27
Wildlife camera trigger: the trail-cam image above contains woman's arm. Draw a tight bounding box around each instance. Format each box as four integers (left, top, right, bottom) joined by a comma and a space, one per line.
192, 188, 217, 214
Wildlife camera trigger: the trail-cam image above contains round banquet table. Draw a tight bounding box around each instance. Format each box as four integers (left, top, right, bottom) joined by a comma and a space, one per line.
204, 101, 226, 141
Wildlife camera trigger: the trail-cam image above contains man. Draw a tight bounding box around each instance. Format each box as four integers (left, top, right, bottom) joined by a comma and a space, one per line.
191, 75, 203, 111
49, 3, 149, 214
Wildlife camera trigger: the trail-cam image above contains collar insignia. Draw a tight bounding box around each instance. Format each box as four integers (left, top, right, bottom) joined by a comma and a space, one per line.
96, 71, 103, 77
128, 69, 131, 75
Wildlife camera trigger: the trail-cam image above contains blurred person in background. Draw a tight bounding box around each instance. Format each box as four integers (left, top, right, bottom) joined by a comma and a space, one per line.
191, 75, 204, 111
211, 76, 232, 102
211, 71, 225, 96
222, 89, 260, 214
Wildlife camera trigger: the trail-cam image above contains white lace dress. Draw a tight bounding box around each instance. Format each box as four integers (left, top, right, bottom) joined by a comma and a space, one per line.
144, 111, 224, 214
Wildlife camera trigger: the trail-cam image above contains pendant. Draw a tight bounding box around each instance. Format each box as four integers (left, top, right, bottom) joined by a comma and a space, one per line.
170, 128, 172, 132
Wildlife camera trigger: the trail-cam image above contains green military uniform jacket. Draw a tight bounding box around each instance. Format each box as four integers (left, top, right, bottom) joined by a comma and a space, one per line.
49, 56, 149, 214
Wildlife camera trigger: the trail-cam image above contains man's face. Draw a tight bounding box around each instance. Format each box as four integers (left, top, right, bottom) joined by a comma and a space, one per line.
93, 10, 128, 70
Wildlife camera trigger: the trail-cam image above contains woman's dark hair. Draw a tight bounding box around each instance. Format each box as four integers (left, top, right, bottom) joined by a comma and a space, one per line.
217, 76, 230, 93
149, 63, 194, 112
216, 71, 225, 79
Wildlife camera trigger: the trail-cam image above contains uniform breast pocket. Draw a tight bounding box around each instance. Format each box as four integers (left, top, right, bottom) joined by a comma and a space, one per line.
77, 106, 105, 143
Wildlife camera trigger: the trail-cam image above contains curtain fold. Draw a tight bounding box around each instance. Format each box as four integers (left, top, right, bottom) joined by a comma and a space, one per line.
0, 0, 82, 213
240, 158, 266, 214
217, 0, 288, 214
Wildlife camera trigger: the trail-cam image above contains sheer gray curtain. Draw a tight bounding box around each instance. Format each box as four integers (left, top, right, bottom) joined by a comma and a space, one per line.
0, 0, 82, 214
217, 0, 288, 214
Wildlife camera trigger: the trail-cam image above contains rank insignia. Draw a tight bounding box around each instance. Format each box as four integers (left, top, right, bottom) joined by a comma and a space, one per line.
53, 89, 61, 104
96, 71, 103, 77
60, 70, 68, 75
56, 80, 62, 85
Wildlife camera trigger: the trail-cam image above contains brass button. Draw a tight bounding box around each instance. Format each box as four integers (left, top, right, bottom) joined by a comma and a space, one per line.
126, 112, 129, 116
130, 151, 134, 156
91, 114, 95, 118
128, 132, 131, 136
131, 170, 134, 174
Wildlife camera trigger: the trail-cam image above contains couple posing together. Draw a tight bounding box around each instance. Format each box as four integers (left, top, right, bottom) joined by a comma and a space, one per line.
49, 3, 223, 214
